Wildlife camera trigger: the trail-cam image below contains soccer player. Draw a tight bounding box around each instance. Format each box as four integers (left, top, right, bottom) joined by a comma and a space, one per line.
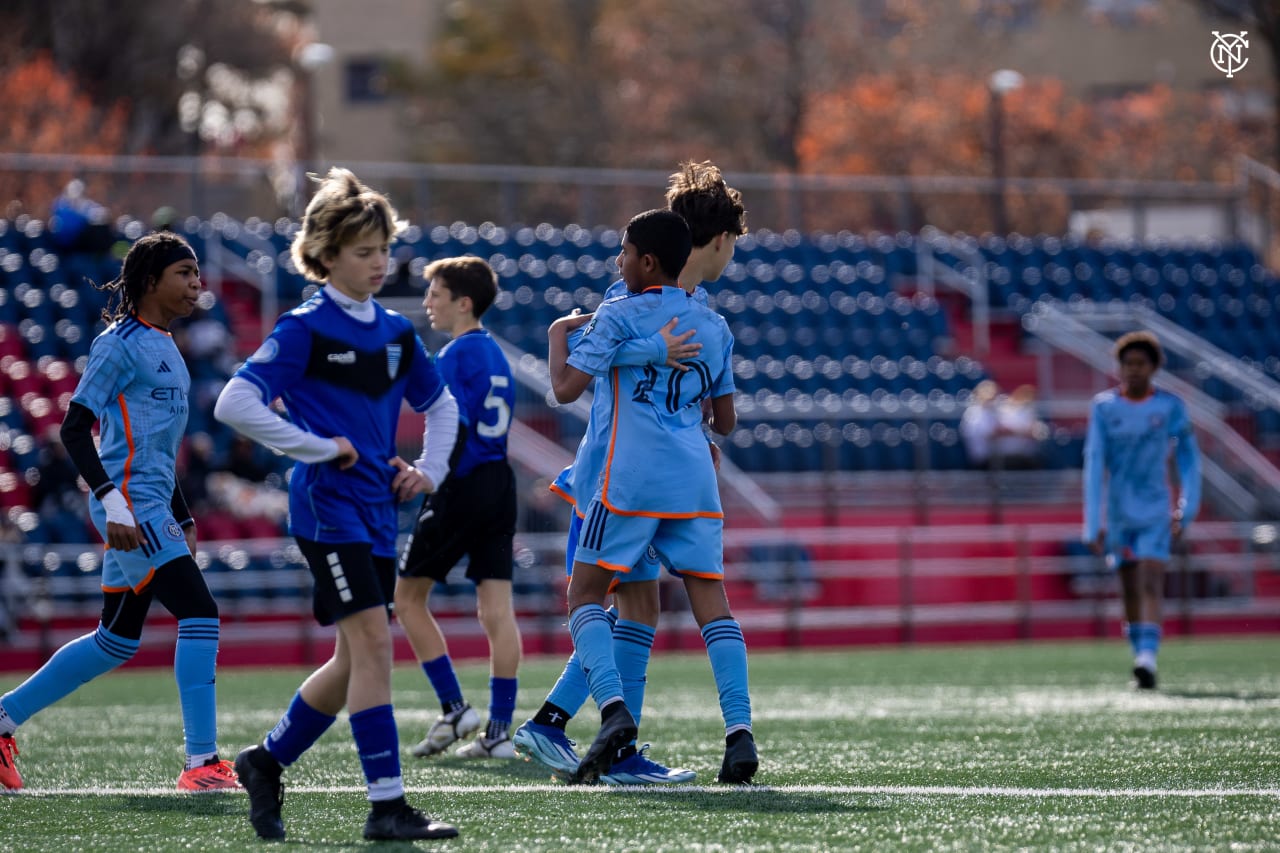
514, 161, 747, 785
548, 209, 755, 785
1084, 330, 1201, 690
0, 232, 237, 792
394, 257, 522, 760
214, 168, 460, 841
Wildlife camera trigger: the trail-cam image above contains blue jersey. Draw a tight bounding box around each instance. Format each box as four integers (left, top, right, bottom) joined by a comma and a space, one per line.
1083, 387, 1201, 539
233, 290, 448, 554
567, 285, 733, 517
551, 280, 710, 509
70, 316, 189, 513
435, 328, 512, 478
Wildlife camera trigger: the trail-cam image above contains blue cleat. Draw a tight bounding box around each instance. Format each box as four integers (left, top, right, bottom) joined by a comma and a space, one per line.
512, 720, 580, 780
602, 745, 696, 785
572, 705, 637, 785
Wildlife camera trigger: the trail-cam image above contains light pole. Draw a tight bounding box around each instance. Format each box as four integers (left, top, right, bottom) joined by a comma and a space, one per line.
294, 41, 334, 214
988, 69, 1023, 235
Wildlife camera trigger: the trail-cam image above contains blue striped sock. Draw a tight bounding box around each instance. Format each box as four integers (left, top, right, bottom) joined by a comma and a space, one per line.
614, 619, 655, 728
265, 692, 337, 767
175, 618, 220, 757
702, 617, 753, 733
422, 655, 465, 712
1134, 622, 1162, 658
1, 625, 137, 725
568, 604, 624, 710
546, 607, 616, 717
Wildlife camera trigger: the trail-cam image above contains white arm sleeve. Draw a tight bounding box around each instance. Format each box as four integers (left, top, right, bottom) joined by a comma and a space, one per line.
413, 388, 459, 489
213, 376, 340, 464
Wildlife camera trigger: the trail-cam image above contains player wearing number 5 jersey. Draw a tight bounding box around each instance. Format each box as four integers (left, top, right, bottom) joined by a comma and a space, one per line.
395, 257, 522, 761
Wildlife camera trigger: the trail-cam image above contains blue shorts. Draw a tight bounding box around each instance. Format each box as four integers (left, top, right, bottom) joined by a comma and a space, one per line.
1104, 520, 1172, 569
89, 502, 190, 592
565, 508, 662, 582
574, 499, 724, 580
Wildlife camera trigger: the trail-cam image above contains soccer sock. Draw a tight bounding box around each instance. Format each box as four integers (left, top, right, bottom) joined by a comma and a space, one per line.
614, 619, 655, 728
174, 617, 219, 758
532, 701, 574, 730
264, 691, 337, 767
1122, 622, 1140, 658
349, 704, 404, 803
0, 702, 14, 736
568, 604, 625, 711
422, 655, 466, 713
1133, 622, 1161, 669
701, 617, 752, 734
544, 606, 617, 721
487, 676, 518, 738
0, 624, 137, 726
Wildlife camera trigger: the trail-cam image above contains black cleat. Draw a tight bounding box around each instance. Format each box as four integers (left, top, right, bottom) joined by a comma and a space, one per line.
717, 731, 758, 784
1132, 665, 1157, 690
572, 704, 637, 785
234, 745, 285, 840
363, 802, 459, 841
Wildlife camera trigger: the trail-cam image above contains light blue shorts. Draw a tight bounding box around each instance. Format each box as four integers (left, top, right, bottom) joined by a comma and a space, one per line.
565, 508, 662, 582
1104, 519, 1172, 569
89, 502, 191, 592
574, 499, 724, 580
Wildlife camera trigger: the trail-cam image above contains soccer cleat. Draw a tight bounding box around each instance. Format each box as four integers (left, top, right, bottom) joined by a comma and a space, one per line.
410, 704, 481, 757
602, 745, 696, 785
455, 732, 516, 759
571, 705, 637, 786
717, 731, 758, 784
234, 746, 285, 840
512, 720, 580, 779
176, 756, 241, 791
363, 802, 459, 841
1132, 665, 1158, 690
0, 734, 21, 790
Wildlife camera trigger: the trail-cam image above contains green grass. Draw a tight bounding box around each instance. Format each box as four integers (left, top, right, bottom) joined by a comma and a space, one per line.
2, 637, 1279, 851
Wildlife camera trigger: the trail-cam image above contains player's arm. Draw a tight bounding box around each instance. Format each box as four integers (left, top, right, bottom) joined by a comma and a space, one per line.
60, 401, 140, 551
708, 392, 737, 436
611, 318, 700, 372
1171, 401, 1201, 535
549, 313, 596, 403
1082, 400, 1106, 553
402, 387, 460, 498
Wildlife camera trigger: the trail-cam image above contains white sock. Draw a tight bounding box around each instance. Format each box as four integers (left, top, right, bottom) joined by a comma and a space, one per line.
0, 702, 16, 737
1134, 651, 1157, 672
185, 751, 218, 770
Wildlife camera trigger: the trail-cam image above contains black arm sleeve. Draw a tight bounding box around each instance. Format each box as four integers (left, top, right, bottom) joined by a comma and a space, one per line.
60, 401, 114, 499
171, 479, 194, 528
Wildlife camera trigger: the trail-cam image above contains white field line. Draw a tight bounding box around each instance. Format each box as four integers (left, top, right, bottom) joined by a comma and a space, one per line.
9, 783, 1280, 798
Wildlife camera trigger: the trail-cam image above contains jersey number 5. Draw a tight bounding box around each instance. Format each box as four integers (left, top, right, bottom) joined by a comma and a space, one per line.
477, 375, 511, 438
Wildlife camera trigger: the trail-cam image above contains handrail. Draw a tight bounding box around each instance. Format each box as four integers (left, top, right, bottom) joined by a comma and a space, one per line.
916, 233, 991, 356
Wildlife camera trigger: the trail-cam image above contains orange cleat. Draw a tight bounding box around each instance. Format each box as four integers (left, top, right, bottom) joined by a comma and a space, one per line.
176, 757, 241, 792
0, 734, 21, 790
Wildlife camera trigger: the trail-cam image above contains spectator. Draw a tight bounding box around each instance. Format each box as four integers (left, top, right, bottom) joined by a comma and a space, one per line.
993, 384, 1048, 470
960, 380, 1001, 469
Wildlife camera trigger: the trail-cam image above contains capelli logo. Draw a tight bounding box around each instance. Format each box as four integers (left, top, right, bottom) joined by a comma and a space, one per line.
327, 351, 357, 364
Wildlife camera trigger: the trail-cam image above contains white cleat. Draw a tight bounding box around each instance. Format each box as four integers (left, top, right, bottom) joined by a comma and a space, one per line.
410, 704, 482, 757
456, 732, 516, 759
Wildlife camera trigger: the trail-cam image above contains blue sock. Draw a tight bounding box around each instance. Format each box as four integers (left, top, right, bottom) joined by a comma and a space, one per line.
701, 618, 752, 733
568, 604, 624, 711
488, 677, 518, 735
422, 655, 466, 713
1, 625, 137, 725
349, 704, 404, 802
1133, 622, 1162, 660
264, 692, 337, 767
546, 607, 616, 717
1123, 622, 1140, 657
175, 618, 219, 757
614, 619, 655, 728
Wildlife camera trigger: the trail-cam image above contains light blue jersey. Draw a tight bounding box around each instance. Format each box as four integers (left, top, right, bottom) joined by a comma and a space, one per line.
70, 316, 190, 514
1083, 387, 1201, 544
568, 285, 732, 517
551, 280, 709, 509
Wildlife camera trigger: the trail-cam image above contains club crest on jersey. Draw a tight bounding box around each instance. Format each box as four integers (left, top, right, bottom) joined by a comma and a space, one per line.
249, 338, 279, 364
1149, 413, 1166, 429
386, 343, 402, 378
165, 520, 185, 541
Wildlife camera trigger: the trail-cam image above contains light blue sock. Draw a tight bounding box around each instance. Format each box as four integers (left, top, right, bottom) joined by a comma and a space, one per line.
349, 704, 404, 802
175, 617, 219, 757
701, 617, 752, 733
422, 655, 466, 713
568, 604, 624, 711
265, 692, 337, 767
613, 619, 655, 728
1123, 622, 1140, 657
1, 625, 137, 725
1134, 622, 1162, 661
546, 607, 616, 716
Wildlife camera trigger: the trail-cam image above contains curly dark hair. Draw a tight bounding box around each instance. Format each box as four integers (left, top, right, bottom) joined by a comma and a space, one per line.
97, 231, 197, 324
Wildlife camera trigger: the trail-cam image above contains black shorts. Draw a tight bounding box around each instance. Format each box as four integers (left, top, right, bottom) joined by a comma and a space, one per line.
296, 538, 395, 626
399, 460, 517, 584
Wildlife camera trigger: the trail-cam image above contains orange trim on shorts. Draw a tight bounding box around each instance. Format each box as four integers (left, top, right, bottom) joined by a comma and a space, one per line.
548, 481, 577, 508
670, 568, 722, 579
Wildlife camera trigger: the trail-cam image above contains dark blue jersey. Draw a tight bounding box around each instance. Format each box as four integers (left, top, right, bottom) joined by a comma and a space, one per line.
435, 329, 513, 478
233, 290, 447, 554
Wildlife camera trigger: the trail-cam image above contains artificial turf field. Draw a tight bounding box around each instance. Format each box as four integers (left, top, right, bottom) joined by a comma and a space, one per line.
2, 636, 1278, 851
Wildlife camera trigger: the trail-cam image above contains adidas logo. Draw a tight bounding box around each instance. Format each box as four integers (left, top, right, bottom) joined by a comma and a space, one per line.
157, 361, 172, 373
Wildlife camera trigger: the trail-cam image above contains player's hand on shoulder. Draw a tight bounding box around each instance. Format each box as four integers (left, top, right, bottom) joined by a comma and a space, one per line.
551, 308, 593, 333
388, 456, 431, 502
332, 436, 359, 470
661, 317, 700, 371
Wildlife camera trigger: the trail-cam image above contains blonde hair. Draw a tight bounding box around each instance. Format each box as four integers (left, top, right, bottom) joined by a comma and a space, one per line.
291, 167, 406, 282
